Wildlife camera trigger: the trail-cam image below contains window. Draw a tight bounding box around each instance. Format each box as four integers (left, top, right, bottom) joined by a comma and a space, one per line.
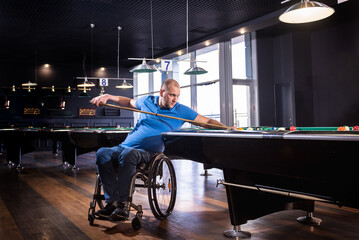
132, 33, 258, 129
232, 35, 247, 79
233, 85, 250, 127
153, 69, 162, 95
196, 44, 220, 121
196, 44, 219, 83
136, 73, 149, 96
231, 34, 257, 127
197, 81, 220, 122
173, 54, 191, 107
173, 54, 191, 86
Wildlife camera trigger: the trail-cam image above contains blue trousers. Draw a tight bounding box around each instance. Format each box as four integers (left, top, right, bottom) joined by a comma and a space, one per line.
96, 145, 154, 203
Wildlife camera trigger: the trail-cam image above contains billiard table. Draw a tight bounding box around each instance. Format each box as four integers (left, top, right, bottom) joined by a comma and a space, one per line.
162, 127, 359, 237
62, 127, 131, 168
1, 127, 131, 169
0, 127, 55, 168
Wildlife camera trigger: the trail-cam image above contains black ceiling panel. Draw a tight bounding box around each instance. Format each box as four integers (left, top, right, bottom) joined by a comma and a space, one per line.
0, 0, 339, 68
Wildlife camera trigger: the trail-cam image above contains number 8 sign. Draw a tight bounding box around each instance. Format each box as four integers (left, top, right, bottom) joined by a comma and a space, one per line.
161, 60, 172, 71
99, 78, 108, 86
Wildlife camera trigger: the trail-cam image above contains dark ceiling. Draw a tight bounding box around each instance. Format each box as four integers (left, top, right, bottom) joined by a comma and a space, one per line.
0, 0, 339, 69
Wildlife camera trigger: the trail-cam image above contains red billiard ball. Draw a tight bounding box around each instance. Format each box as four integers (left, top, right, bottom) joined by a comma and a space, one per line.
290, 126, 296, 131
353, 126, 359, 131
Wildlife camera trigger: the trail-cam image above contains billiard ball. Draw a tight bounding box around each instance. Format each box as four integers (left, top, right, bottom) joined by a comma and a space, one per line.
353, 126, 359, 131
290, 126, 296, 131
337, 126, 346, 131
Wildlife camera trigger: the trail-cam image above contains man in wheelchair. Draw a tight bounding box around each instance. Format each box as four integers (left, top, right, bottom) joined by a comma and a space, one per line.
90, 78, 228, 221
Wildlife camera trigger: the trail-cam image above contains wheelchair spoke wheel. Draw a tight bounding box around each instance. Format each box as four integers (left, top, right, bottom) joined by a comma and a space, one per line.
88, 174, 105, 225
148, 154, 177, 220
94, 175, 105, 209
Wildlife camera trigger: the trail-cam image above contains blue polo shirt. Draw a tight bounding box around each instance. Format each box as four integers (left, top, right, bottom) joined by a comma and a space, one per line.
121, 95, 198, 153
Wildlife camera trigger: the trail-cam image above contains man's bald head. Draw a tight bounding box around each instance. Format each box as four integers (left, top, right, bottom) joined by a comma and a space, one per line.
159, 79, 180, 109
161, 79, 180, 91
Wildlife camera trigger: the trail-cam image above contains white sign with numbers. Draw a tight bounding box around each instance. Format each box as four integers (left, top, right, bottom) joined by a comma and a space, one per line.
161, 60, 173, 71
99, 78, 108, 86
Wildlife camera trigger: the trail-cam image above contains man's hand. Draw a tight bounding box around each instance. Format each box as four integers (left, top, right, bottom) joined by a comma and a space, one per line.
90, 94, 110, 106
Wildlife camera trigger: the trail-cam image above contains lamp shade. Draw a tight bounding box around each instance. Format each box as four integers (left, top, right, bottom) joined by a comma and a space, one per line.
22, 81, 37, 87
184, 64, 208, 75
77, 78, 95, 88
279, 0, 335, 24
116, 80, 133, 89
79, 91, 90, 97
77, 82, 95, 87
62, 86, 73, 97
130, 59, 157, 73
79, 92, 90, 97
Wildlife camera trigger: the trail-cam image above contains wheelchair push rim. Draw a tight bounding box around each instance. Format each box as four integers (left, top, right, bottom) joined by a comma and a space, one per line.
148, 154, 177, 220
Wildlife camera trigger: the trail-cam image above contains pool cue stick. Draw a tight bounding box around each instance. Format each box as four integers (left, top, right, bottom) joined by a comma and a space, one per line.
98, 102, 229, 130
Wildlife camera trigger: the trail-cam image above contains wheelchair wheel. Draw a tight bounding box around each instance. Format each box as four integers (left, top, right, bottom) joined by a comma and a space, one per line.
148, 154, 177, 220
131, 216, 142, 230
88, 174, 106, 225
94, 174, 105, 210
88, 213, 95, 226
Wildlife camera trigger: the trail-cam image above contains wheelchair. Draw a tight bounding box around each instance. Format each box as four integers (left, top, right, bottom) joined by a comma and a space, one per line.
88, 153, 177, 230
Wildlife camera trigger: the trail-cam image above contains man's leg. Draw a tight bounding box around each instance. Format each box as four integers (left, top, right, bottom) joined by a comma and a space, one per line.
110, 148, 153, 219
95, 145, 124, 217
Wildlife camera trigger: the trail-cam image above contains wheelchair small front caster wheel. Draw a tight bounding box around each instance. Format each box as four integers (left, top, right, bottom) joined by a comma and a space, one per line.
132, 216, 142, 230
88, 214, 94, 226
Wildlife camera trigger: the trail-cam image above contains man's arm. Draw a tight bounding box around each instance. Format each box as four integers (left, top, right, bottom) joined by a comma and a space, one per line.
193, 114, 232, 130
90, 94, 137, 109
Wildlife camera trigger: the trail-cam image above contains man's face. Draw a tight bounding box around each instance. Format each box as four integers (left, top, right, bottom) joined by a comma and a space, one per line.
160, 84, 180, 109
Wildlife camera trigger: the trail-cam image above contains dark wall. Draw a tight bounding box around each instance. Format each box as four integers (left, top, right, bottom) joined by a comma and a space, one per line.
0, 61, 134, 127
257, 1, 359, 127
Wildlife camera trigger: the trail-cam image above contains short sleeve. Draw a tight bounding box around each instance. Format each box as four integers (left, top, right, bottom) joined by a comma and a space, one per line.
135, 96, 148, 110
179, 104, 198, 121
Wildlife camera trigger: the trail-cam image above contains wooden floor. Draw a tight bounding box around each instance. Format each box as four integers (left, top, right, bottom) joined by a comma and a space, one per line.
1, 151, 359, 240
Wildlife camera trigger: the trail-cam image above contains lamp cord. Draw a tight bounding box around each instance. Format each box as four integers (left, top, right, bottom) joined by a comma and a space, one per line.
150, 0, 154, 59
90, 24, 95, 76
83, 54, 87, 79
186, 0, 189, 55
117, 27, 121, 79
35, 49, 38, 83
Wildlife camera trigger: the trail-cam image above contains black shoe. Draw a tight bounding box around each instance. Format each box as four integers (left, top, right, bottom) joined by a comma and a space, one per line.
109, 204, 128, 221
94, 203, 116, 218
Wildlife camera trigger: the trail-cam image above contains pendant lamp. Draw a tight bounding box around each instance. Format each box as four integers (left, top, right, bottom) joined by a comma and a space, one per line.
77, 24, 96, 88
130, 58, 157, 73
279, 0, 335, 24
77, 76, 95, 88
116, 80, 133, 89
64, 86, 74, 97
79, 88, 91, 97
184, 0, 207, 75
130, 0, 157, 73
22, 51, 38, 89
184, 63, 208, 75
115, 26, 133, 88
22, 82, 38, 87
